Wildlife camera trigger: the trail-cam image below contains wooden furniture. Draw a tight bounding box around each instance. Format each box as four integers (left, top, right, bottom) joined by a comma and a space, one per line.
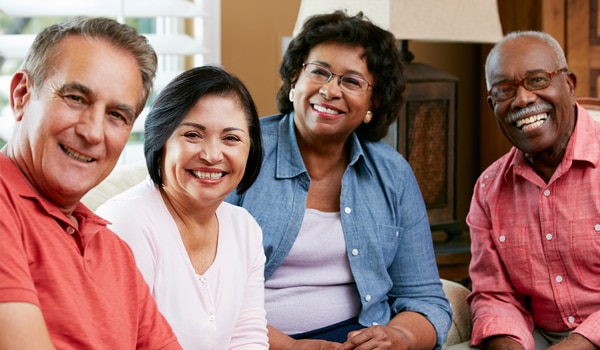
384, 61, 461, 235
433, 230, 471, 287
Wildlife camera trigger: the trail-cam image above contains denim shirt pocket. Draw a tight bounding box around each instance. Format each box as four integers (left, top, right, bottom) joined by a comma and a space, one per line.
570, 218, 600, 287
376, 224, 402, 266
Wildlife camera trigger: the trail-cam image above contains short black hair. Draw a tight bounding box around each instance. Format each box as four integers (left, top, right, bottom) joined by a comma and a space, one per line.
144, 65, 262, 194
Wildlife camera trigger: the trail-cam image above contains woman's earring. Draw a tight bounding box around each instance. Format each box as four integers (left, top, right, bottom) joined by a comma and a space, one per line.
288, 88, 295, 102
364, 111, 373, 124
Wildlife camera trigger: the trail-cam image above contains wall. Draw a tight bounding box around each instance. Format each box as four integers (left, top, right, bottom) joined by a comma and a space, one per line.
221, 0, 485, 227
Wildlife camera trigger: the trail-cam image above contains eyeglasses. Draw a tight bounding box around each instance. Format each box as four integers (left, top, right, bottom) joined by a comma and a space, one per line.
487, 68, 568, 102
301, 62, 374, 94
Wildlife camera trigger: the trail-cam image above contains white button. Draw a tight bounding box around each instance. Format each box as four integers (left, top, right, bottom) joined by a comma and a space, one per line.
66, 227, 75, 235
199, 277, 207, 283
208, 314, 215, 321
543, 189, 551, 196
372, 322, 379, 325
499, 235, 506, 242
365, 295, 371, 302
568, 316, 575, 323
480, 183, 486, 188
351, 249, 359, 256
344, 207, 352, 214
395, 231, 399, 238
546, 233, 553, 240
484, 175, 489, 179
555, 275, 563, 283
595, 224, 600, 232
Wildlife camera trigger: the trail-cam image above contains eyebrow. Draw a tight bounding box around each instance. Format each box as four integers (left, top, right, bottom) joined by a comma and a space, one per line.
180, 122, 247, 133
58, 82, 137, 123
311, 61, 366, 78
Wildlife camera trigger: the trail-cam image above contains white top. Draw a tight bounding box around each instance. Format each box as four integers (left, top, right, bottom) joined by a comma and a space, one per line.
96, 177, 268, 350
264, 209, 360, 334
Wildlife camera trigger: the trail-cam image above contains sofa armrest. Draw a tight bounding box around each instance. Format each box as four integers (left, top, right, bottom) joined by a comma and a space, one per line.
82, 161, 148, 211
441, 278, 472, 348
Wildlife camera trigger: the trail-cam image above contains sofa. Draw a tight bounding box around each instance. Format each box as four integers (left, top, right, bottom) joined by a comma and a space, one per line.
82, 161, 473, 348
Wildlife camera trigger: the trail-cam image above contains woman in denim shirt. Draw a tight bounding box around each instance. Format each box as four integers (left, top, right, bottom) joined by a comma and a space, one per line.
226, 10, 451, 350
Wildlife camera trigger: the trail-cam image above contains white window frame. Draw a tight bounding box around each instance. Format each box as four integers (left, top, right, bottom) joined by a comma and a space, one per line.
0, 0, 221, 165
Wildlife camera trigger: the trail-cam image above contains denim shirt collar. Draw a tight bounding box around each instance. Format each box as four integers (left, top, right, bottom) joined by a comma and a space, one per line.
274, 112, 373, 179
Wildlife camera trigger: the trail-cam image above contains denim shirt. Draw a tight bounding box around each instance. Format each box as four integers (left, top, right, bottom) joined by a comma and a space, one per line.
226, 113, 452, 348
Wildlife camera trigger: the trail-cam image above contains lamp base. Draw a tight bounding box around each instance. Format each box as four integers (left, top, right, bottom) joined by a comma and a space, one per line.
383, 61, 461, 237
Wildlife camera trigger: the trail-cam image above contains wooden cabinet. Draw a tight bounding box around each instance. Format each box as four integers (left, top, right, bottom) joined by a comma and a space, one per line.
384, 62, 461, 235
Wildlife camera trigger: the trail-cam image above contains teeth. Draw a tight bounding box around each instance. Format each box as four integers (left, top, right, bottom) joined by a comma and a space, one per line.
191, 171, 224, 180
61, 145, 93, 162
515, 113, 547, 130
313, 104, 339, 114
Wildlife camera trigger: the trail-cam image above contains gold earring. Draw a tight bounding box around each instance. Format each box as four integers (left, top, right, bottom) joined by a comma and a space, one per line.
288, 88, 295, 102
364, 111, 373, 124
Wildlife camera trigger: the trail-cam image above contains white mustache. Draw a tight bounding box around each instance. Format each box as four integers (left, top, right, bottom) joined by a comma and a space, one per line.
505, 102, 552, 124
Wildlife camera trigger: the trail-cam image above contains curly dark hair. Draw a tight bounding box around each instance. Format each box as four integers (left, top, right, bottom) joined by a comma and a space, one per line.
276, 10, 405, 141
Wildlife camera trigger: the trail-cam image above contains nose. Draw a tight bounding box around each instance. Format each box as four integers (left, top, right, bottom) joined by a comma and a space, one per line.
75, 106, 104, 144
511, 84, 537, 108
320, 75, 342, 98
199, 138, 224, 164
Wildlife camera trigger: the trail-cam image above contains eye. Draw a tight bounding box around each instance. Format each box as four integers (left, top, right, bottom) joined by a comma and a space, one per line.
62, 94, 87, 106
107, 111, 131, 126
310, 66, 330, 78
527, 74, 550, 88
223, 134, 242, 143
183, 131, 203, 140
341, 76, 364, 89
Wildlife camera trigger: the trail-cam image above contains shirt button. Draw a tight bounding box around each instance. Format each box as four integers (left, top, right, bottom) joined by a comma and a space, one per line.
543, 189, 551, 196
199, 277, 207, 284
595, 224, 600, 232
568, 316, 575, 323
499, 235, 506, 242
546, 233, 553, 240
351, 249, 359, 256
344, 207, 352, 214
66, 227, 75, 235
555, 275, 563, 283
395, 231, 399, 238
365, 295, 371, 302
208, 314, 215, 321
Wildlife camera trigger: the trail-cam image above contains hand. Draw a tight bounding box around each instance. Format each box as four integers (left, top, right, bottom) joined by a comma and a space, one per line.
341, 325, 411, 350
290, 339, 343, 350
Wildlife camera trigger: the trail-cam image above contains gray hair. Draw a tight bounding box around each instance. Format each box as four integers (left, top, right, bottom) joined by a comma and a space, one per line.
485, 31, 567, 89
21, 16, 157, 116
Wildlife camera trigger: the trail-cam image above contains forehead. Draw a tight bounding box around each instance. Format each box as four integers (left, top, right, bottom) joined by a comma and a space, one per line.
488, 37, 557, 78
307, 42, 368, 68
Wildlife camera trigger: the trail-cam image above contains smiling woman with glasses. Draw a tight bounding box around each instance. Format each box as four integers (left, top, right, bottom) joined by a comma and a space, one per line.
226, 9, 452, 350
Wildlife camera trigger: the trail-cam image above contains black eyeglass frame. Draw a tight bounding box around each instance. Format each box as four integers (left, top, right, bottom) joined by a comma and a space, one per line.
487, 68, 569, 102
301, 62, 374, 93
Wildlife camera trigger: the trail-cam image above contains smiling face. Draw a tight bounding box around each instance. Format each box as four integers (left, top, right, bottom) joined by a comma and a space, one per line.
8, 35, 143, 210
486, 36, 577, 158
292, 42, 373, 145
160, 94, 251, 209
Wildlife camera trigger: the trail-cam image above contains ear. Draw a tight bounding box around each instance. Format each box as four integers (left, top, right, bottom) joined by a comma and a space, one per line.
566, 71, 577, 96
486, 95, 495, 111
10, 70, 33, 122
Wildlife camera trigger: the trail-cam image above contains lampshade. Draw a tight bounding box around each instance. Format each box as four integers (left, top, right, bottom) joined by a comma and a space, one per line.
292, 0, 503, 44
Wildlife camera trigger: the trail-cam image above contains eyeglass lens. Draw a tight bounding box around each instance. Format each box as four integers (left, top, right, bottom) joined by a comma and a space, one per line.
303, 63, 370, 93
